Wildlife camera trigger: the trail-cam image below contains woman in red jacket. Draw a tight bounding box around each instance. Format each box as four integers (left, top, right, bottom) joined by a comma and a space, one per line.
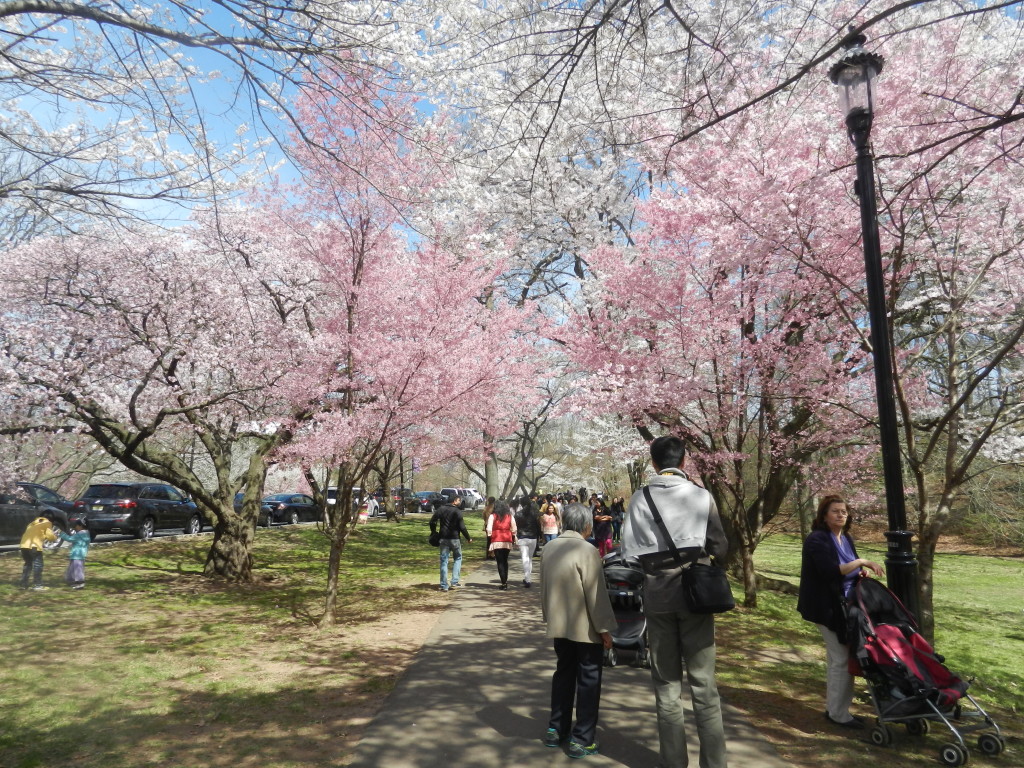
486, 499, 517, 590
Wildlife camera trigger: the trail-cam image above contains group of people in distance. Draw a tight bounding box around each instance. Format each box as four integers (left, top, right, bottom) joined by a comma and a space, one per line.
430, 436, 887, 766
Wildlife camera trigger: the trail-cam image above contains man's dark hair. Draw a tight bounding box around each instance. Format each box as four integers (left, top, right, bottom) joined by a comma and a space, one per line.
650, 435, 686, 472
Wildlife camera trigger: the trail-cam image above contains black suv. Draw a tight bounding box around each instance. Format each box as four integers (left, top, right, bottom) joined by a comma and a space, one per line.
75, 482, 204, 540
0, 482, 73, 546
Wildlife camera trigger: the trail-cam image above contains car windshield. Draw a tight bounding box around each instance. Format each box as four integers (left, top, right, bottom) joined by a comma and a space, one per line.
264, 494, 291, 502
83, 485, 137, 499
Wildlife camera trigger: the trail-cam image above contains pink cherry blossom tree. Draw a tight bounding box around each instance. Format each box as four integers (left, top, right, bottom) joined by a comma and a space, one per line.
565, 7, 1024, 634
0, 210, 321, 579
564, 117, 874, 605
269, 69, 545, 625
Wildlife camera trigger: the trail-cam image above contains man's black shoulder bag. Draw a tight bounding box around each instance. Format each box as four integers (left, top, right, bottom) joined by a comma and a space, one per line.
643, 486, 735, 614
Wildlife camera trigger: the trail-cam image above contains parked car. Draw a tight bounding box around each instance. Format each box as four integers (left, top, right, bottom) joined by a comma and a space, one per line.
0, 482, 72, 547
235, 492, 275, 528
261, 493, 321, 525
391, 487, 419, 514
414, 491, 445, 514
75, 482, 203, 540
465, 488, 486, 509
440, 487, 479, 510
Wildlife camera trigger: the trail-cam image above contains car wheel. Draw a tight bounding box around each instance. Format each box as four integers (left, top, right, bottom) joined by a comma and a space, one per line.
184, 514, 202, 535
289, 511, 299, 525
137, 517, 156, 541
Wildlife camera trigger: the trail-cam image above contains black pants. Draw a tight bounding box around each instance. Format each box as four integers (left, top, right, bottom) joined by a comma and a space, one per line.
494, 548, 510, 584
20, 549, 43, 587
549, 638, 604, 746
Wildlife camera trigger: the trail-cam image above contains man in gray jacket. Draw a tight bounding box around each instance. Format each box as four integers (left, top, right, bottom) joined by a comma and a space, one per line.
622, 436, 729, 768
540, 503, 616, 759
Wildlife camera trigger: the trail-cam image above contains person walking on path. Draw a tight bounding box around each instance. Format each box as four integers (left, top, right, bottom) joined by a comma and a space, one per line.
797, 494, 884, 730
540, 501, 560, 544
592, 498, 614, 556
540, 503, 616, 759
610, 497, 625, 543
58, 518, 91, 589
430, 495, 472, 591
482, 496, 496, 560
514, 495, 541, 587
622, 436, 730, 768
19, 516, 58, 590
486, 499, 517, 589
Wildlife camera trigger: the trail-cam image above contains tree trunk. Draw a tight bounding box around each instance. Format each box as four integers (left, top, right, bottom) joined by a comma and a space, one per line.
915, 496, 953, 644
916, 536, 936, 643
484, 431, 499, 499
739, 538, 758, 608
627, 458, 646, 494
319, 478, 357, 627
204, 514, 255, 580
319, 534, 345, 628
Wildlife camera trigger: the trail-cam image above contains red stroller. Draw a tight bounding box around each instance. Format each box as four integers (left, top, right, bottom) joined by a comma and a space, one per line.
846, 577, 1004, 766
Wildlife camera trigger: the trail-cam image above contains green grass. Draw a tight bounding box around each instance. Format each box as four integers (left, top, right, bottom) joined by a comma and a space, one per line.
1, 521, 1019, 768
0, 517, 446, 768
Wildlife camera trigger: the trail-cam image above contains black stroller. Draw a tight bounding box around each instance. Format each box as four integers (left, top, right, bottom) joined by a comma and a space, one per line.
846, 577, 1004, 766
601, 551, 650, 668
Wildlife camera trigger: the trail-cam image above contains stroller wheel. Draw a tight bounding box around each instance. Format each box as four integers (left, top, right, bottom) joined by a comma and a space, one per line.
978, 734, 1004, 756
603, 647, 618, 667
906, 719, 930, 736
870, 725, 893, 747
939, 743, 969, 767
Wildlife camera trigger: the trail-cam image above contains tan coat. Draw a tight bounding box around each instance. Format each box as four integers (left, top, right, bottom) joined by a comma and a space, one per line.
540, 531, 616, 644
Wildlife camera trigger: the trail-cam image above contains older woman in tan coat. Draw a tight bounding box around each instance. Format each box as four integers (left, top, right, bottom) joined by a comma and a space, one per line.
540, 503, 616, 759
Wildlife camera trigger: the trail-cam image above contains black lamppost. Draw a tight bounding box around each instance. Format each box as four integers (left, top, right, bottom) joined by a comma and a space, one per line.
829, 29, 920, 618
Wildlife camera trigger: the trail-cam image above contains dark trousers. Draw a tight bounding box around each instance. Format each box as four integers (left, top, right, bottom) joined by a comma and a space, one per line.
549, 638, 604, 746
494, 548, 510, 584
20, 549, 43, 587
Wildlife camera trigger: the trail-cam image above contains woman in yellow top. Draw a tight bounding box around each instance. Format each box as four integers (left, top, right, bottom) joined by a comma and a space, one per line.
20, 516, 58, 590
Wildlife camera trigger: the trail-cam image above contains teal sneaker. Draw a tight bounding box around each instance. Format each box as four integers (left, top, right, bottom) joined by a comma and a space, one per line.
543, 728, 562, 748
567, 741, 599, 758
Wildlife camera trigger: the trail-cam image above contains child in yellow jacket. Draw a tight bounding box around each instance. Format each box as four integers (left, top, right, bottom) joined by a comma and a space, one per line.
20, 516, 58, 590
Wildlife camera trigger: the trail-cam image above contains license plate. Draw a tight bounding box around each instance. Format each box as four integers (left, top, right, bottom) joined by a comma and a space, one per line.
92, 505, 103, 511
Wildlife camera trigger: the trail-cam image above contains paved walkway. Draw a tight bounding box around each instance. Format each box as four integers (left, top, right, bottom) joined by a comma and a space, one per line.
346, 557, 790, 768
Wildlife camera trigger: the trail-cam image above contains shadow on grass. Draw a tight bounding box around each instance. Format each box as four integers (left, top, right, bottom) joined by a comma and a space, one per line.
1, 681, 390, 768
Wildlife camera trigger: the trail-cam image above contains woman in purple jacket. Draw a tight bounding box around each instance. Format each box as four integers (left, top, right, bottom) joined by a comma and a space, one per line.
797, 495, 884, 730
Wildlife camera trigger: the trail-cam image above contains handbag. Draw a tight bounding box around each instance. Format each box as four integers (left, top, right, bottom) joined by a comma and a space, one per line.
428, 531, 441, 547
643, 487, 735, 614
680, 561, 736, 614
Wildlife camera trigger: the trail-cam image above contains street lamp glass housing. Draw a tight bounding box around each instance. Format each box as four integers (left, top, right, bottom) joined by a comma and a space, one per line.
828, 37, 885, 120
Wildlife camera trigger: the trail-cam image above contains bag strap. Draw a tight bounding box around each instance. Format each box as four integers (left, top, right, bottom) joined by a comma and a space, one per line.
643, 486, 689, 566
643, 489, 684, 569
